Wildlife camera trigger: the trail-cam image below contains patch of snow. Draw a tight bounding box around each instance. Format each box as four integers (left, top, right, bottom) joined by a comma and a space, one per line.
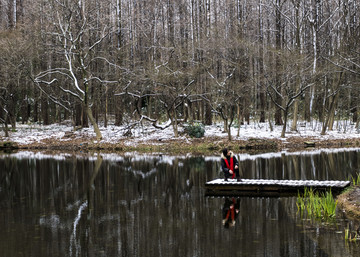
1, 120, 359, 147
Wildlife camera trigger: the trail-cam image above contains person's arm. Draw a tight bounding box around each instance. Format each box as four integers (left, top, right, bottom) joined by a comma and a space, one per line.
221, 159, 229, 172
233, 155, 239, 169
222, 159, 234, 174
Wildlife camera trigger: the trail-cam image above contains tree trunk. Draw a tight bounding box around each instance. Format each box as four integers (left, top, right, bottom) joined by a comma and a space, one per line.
227, 106, 236, 140
104, 86, 108, 128
291, 98, 299, 131
227, 118, 232, 141
227, 125, 232, 141
199, 101, 204, 122
304, 90, 311, 122
353, 108, 358, 123
74, 103, 82, 126
82, 106, 89, 128
328, 96, 337, 131
291, 2, 301, 131
321, 93, 339, 135
85, 105, 102, 141
237, 104, 241, 137
275, 108, 283, 125
170, 105, 178, 137
281, 109, 288, 138
3, 115, 9, 137
115, 99, 123, 126
223, 118, 228, 132
33, 100, 39, 123
258, 0, 266, 123
321, 72, 343, 135
268, 110, 273, 132
205, 101, 212, 125
274, 0, 283, 126
41, 96, 49, 125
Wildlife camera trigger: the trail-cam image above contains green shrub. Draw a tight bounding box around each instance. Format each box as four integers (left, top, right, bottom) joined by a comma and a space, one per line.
184, 122, 205, 138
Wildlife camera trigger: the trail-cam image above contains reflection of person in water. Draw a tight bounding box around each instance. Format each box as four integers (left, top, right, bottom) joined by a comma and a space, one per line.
222, 198, 240, 228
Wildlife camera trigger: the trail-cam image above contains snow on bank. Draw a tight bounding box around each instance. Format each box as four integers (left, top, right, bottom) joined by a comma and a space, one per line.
1, 119, 360, 146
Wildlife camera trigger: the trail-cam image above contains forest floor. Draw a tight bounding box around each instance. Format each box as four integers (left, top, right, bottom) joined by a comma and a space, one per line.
0, 120, 360, 154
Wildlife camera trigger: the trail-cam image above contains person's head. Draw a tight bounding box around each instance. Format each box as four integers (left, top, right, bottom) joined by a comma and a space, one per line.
222, 148, 228, 157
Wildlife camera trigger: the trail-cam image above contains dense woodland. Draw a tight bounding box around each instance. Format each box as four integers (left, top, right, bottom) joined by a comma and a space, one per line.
0, 0, 359, 140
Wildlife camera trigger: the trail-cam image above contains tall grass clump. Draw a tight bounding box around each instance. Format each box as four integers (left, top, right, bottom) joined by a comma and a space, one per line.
296, 188, 338, 221
345, 224, 360, 242
351, 173, 360, 186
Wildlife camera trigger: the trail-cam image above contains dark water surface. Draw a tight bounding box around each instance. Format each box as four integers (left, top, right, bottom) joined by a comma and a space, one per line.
1, 149, 360, 257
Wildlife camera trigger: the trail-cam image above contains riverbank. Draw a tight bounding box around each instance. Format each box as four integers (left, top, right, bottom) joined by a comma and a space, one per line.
1, 133, 360, 155
338, 186, 360, 220
1, 121, 360, 153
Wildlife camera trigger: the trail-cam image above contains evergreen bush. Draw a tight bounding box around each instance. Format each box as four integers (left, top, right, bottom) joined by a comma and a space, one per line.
184, 122, 205, 138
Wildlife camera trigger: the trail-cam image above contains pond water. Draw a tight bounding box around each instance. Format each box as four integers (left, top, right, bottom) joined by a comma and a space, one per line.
1, 148, 360, 257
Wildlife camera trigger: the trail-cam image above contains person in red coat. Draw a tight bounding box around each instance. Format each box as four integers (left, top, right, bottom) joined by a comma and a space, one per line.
221, 148, 241, 182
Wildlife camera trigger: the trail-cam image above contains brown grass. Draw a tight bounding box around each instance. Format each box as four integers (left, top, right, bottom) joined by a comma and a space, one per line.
337, 186, 360, 220
2, 135, 360, 154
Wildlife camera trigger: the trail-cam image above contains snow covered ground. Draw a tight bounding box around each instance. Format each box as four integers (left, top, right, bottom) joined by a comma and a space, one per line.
1, 119, 359, 146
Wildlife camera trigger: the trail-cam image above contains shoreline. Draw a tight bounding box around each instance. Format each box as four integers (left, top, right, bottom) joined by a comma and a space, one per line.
1, 135, 360, 154
337, 186, 360, 220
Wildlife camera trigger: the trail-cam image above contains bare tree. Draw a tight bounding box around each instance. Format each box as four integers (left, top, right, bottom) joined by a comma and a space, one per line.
0, 0, 359, 139
33, 0, 122, 141
266, 52, 313, 138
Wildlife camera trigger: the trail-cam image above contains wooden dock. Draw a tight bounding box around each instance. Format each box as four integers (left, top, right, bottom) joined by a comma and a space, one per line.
205, 178, 351, 197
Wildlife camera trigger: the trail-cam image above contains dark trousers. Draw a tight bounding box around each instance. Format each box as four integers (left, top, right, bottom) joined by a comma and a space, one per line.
224, 168, 240, 179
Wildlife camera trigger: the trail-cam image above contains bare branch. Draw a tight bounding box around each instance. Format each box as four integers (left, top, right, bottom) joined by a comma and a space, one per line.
324, 57, 360, 75
34, 82, 72, 112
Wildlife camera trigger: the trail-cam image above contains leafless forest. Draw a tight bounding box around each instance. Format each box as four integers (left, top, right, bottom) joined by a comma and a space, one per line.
0, 0, 359, 139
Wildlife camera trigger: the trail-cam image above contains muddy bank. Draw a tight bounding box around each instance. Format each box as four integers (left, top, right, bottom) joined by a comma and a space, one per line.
338, 186, 360, 220
1, 135, 360, 154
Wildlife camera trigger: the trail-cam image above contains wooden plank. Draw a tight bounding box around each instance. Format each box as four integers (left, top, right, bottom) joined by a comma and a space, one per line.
205, 178, 350, 197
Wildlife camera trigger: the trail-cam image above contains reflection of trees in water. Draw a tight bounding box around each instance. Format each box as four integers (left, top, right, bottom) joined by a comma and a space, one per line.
0, 154, 217, 256
239, 151, 360, 180
1, 151, 360, 256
